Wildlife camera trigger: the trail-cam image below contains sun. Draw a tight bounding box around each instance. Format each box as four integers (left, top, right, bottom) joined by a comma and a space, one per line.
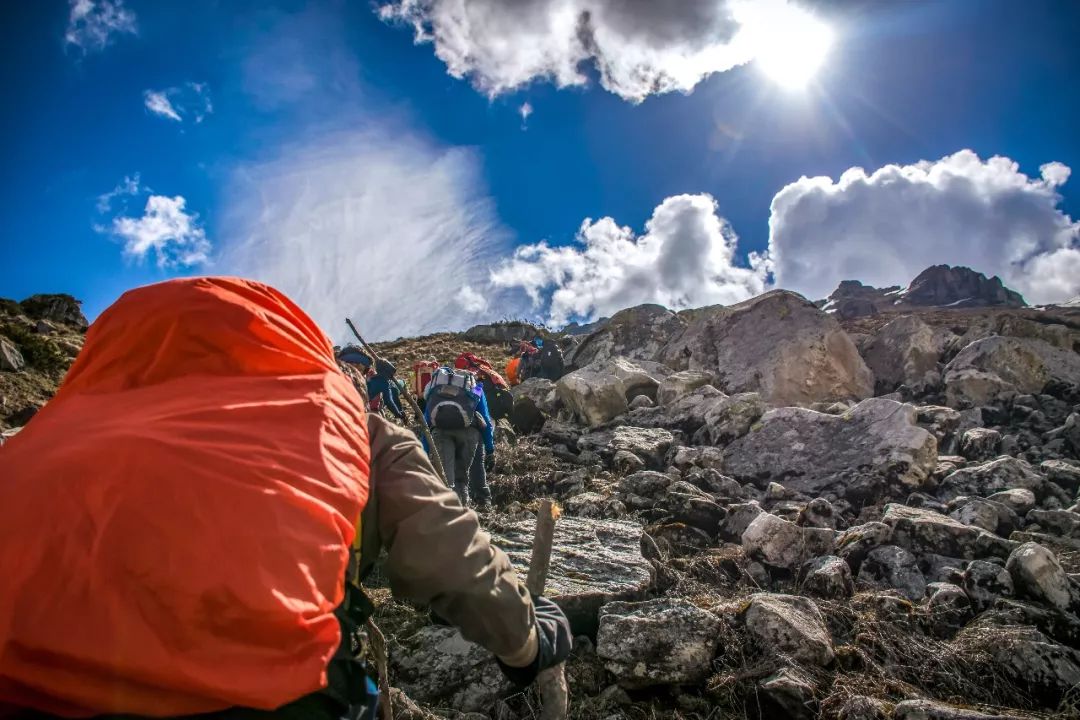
746, 5, 835, 90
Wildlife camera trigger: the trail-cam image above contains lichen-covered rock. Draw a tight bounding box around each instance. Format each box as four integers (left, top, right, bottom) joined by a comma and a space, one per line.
1026, 509, 1080, 538
557, 358, 659, 427
617, 470, 672, 498
1041, 459, 1080, 492
801, 555, 854, 599
0, 336, 24, 372
758, 667, 817, 720
1006, 542, 1080, 614
957, 622, 1080, 706
19, 293, 88, 328
858, 545, 927, 600
959, 428, 1001, 461
742, 512, 806, 569
836, 522, 893, 572
491, 516, 654, 634
568, 304, 686, 368
926, 582, 972, 635
662, 290, 873, 407
947, 496, 1019, 537
724, 399, 937, 495
944, 335, 1080, 408
986, 488, 1037, 516
657, 370, 714, 405
861, 315, 943, 394
390, 626, 511, 712
596, 598, 722, 688
938, 457, 1045, 502
699, 392, 766, 446
962, 560, 1015, 610
719, 501, 765, 542
743, 593, 835, 666
883, 504, 1016, 560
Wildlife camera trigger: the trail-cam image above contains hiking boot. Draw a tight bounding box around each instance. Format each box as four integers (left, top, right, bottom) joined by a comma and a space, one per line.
475, 498, 492, 512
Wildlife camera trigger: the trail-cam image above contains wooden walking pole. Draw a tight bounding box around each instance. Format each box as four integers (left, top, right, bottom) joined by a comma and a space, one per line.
525, 500, 569, 720
344, 318, 448, 486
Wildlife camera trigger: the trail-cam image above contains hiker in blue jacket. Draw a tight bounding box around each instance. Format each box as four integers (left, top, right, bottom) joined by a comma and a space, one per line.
423, 367, 495, 509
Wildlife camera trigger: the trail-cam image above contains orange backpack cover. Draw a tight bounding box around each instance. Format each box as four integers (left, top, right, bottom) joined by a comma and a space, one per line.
0, 277, 371, 716
505, 356, 521, 386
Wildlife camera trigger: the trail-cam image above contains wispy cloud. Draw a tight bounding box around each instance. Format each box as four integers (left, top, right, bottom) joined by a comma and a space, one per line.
218, 129, 510, 341
143, 83, 213, 123
96, 173, 142, 213
519, 102, 533, 129
108, 195, 212, 268
65, 0, 136, 53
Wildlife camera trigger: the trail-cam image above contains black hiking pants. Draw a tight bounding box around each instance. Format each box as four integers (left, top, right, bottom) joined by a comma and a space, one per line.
432, 426, 482, 505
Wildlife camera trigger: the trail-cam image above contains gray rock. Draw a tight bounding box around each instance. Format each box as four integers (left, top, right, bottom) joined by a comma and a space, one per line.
883, 504, 1016, 560
618, 470, 672, 497
391, 626, 511, 712
557, 358, 659, 427
579, 426, 674, 468
568, 304, 686, 367
491, 516, 654, 634
859, 545, 927, 600
719, 501, 764, 542
628, 394, 654, 410
944, 335, 1080, 408
662, 290, 874, 407
759, 667, 816, 720
917, 405, 963, 450
510, 377, 560, 414
986, 488, 1037, 516
861, 315, 942, 393
963, 560, 1014, 610
564, 492, 624, 519
742, 512, 807, 570
1026, 509, 1080, 538
1006, 542, 1080, 613
801, 497, 840, 530
892, 698, 1023, 720
834, 695, 891, 720
948, 496, 1018, 537
657, 370, 714, 406
596, 598, 722, 688
0, 336, 24, 372
699, 391, 766, 445
671, 446, 725, 473
743, 593, 835, 666
724, 398, 937, 495
957, 622, 1080, 705
926, 582, 972, 634
959, 428, 1001, 461
612, 449, 645, 474
801, 555, 854, 599
836, 522, 893, 572
1064, 413, 1080, 456
1041, 459, 1080, 492
939, 457, 1045, 502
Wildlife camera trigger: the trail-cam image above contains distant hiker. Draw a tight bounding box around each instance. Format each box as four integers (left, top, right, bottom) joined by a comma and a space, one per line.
454, 351, 514, 421
0, 277, 571, 720
339, 345, 407, 421
411, 358, 440, 405
423, 366, 496, 508
536, 337, 565, 380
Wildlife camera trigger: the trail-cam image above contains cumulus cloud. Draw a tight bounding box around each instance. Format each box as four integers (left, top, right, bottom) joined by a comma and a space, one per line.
143, 83, 213, 123
491, 193, 769, 325
217, 130, 510, 341
768, 150, 1080, 304
109, 195, 211, 268
65, 0, 136, 53
378, 0, 828, 102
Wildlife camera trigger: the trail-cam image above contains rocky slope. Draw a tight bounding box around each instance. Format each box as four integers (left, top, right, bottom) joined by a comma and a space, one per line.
4, 273, 1080, 720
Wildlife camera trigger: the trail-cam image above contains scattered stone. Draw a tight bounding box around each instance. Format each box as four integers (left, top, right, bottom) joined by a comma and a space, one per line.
836, 522, 893, 572
618, 470, 672, 497
926, 582, 972, 635
743, 593, 835, 666
833, 695, 891, 720
724, 399, 938, 495
883, 504, 1016, 560
671, 446, 725, 473
699, 391, 766, 446
628, 394, 654, 409
958, 622, 1080, 706
948, 496, 1019, 537
1026, 509, 1080, 538
1041, 459, 1080, 492
963, 560, 1015, 610
742, 512, 806, 570
859, 545, 927, 600
959, 428, 1001, 461
986, 488, 1037, 516
801, 555, 854, 599
938, 457, 1045, 502
0, 336, 24, 372
917, 405, 962, 450
390, 626, 510, 712
1006, 542, 1080, 614
759, 667, 817, 720
719, 501, 764, 542
579, 426, 674, 468
800, 497, 840, 530
596, 598, 722, 688
612, 449, 645, 474
657, 370, 713, 406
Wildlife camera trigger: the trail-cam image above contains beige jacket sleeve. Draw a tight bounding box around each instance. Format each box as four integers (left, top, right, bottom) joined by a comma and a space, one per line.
360, 414, 538, 667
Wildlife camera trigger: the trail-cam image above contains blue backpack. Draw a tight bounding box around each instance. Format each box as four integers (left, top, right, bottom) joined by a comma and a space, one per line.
426, 367, 481, 430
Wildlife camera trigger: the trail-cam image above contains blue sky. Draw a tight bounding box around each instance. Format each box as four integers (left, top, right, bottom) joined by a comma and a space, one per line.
2, 0, 1080, 339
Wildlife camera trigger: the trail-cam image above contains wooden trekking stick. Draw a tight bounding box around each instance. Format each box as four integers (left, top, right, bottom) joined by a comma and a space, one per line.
344, 318, 448, 486
525, 500, 569, 720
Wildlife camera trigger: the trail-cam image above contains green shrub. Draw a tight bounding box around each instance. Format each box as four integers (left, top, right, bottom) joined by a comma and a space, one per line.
0, 322, 68, 377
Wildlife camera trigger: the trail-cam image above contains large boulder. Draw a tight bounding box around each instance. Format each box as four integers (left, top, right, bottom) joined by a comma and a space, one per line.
462, 320, 541, 344
883, 504, 1016, 560
944, 336, 1080, 408
556, 358, 659, 427
567, 304, 686, 368
0, 336, 24, 372
19, 293, 88, 328
1006, 542, 1080, 614
723, 398, 937, 495
490, 516, 654, 634
861, 315, 943, 394
656, 370, 713, 406
596, 598, 722, 688
742, 593, 835, 666
662, 290, 873, 407
957, 622, 1080, 706
938, 456, 1045, 502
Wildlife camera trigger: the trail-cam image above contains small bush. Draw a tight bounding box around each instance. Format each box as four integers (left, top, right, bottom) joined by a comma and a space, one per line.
1, 323, 68, 377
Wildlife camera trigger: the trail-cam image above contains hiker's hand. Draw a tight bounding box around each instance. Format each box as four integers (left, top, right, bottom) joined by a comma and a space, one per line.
484, 452, 495, 472
497, 595, 572, 688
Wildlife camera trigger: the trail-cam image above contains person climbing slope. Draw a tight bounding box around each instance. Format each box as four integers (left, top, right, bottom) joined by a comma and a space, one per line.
0, 276, 570, 720
423, 365, 496, 508
338, 345, 407, 422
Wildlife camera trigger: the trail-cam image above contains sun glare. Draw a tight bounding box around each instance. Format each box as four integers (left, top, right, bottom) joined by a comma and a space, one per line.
747, 5, 834, 90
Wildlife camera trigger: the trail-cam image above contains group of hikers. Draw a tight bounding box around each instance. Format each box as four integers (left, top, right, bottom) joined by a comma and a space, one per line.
331, 332, 565, 512
0, 277, 572, 720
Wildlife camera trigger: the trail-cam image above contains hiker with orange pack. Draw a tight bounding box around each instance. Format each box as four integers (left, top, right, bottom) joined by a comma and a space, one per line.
0, 277, 571, 720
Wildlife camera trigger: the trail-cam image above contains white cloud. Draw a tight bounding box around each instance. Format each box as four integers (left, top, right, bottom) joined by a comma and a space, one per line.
768, 149, 1080, 304
519, 102, 533, 127
378, 0, 830, 102
110, 195, 211, 268
490, 193, 769, 325
143, 83, 213, 123
65, 0, 136, 53
96, 173, 142, 213
456, 285, 489, 314
217, 130, 509, 341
